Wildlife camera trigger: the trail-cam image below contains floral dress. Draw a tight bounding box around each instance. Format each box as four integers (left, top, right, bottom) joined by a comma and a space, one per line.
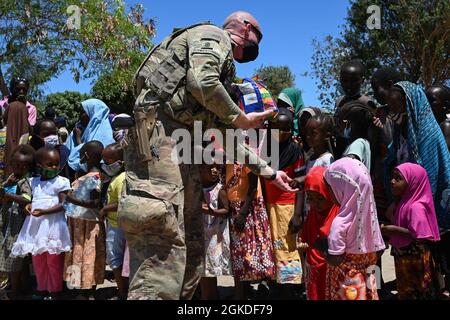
63, 172, 106, 289
225, 164, 275, 281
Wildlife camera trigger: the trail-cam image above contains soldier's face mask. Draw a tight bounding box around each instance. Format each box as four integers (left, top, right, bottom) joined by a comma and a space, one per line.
230, 32, 259, 63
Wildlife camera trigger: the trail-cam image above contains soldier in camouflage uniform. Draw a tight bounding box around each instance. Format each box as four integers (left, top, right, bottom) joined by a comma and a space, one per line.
118, 11, 297, 300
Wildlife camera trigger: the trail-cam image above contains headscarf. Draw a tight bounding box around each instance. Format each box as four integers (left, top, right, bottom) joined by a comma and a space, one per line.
278, 88, 305, 137
301, 167, 339, 259
394, 81, 450, 229
390, 163, 440, 248
66, 99, 114, 171
4, 101, 29, 173
324, 158, 385, 255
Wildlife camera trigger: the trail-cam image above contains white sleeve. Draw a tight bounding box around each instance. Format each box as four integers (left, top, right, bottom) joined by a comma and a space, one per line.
56, 176, 71, 193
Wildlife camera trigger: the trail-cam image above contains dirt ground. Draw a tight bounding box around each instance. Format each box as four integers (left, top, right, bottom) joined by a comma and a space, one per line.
0, 249, 397, 300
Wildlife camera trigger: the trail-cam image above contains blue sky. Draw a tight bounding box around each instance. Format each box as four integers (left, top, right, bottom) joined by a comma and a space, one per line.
45, 0, 350, 107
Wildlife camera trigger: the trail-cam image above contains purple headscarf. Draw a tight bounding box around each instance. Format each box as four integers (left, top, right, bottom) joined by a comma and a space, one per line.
390, 163, 441, 248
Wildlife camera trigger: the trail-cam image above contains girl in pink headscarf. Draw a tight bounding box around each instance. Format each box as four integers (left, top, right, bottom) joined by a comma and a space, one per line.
381, 163, 440, 299
323, 158, 385, 300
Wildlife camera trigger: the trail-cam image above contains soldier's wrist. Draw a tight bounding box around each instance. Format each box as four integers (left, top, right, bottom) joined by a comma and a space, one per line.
267, 171, 277, 181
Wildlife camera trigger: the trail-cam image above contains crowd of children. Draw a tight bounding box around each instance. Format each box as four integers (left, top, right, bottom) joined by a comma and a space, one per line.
0, 59, 449, 300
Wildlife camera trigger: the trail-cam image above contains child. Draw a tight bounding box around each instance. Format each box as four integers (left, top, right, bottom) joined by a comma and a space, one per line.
99, 143, 128, 300
334, 60, 376, 158
264, 109, 304, 296
299, 166, 339, 300
441, 119, 450, 152
11, 147, 72, 300
277, 88, 305, 138
323, 158, 385, 300
225, 163, 275, 299
63, 140, 106, 299
297, 114, 335, 251
426, 85, 450, 125
427, 85, 450, 150
30, 119, 70, 170
199, 164, 231, 300
340, 101, 374, 171
0, 145, 34, 299
381, 163, 440, 299
297, 107, 322, 152
55, 116, 69, 145
304, 114, 335, 172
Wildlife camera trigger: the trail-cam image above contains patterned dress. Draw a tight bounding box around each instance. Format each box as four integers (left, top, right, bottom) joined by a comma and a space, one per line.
203, 182, 232, 277
264, 158, 305, 284
225, 164, 275, 281
326, 253, 379, 300
392, 242, 439, 299
63, 172, 106, 289
0, 178, 31, 272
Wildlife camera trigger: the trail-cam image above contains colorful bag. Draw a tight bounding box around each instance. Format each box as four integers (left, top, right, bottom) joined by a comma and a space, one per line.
235, 77, 278, 116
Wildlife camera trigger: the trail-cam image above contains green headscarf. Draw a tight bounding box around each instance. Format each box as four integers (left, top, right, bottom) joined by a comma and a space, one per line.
278, 87, 305, 137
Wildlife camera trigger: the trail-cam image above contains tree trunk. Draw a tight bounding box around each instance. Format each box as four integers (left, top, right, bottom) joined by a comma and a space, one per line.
0, 66, 10, 98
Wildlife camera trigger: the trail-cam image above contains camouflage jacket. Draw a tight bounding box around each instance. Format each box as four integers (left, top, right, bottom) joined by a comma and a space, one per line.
134, 23, 273, 177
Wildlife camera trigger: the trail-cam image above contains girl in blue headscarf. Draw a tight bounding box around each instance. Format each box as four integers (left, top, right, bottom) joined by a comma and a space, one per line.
384, 81, 450, 231
66, 99, 115, 173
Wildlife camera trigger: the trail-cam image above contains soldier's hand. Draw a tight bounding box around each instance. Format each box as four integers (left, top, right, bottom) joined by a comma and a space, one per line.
270, 171, 299, 193
233, 109, 276, 129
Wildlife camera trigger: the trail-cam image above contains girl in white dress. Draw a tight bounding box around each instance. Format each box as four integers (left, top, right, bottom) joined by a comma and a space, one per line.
11, 147, 71, 299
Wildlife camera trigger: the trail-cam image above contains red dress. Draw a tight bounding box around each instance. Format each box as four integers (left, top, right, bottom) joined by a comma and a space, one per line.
300, 166, 339, 300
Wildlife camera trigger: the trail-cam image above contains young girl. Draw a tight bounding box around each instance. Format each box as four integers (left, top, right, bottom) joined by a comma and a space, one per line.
382, 163, 440, 299
297, 107, 322, 152
0, 145, 34, 299
277, 87, 305, 138
300, 114, 335, 221
225, 163, 275, 299
11, 147, 72, 300
264, 109, 304, 296
340, 101, 374, 172
199, 164, 231, 300
304, 114, 335, 172
323, 157, 385, 300
63, 140, 106, 299
299, 166, 339, 300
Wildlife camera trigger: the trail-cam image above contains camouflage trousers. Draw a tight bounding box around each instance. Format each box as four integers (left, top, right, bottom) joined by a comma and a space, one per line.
179, 163, 204, 300
121, 119, 187, 300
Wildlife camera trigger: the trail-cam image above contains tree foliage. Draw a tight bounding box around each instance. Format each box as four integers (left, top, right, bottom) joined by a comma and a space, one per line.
0, 0, 155, 99
43, 91, 91, 130
91, 66, 137, 115
310, 0, 450, 108
254, 65, 296, 98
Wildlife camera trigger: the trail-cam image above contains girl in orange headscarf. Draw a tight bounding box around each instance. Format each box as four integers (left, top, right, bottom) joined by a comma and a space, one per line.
299, 166, 339, 300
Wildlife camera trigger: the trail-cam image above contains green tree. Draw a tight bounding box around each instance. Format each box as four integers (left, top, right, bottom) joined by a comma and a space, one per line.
0, 0, 155, 99
91, 62, 138, 115
254, 65, 296, 98
310, 0, 450, 108
44, 91, 91, 130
